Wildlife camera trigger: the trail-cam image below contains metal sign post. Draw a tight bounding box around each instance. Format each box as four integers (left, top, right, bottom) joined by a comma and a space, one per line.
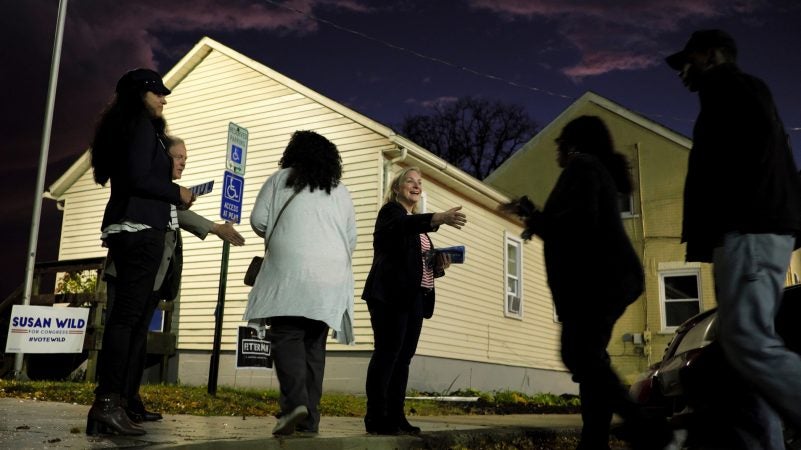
16, 0, 70, 379
208, 123, 248, 396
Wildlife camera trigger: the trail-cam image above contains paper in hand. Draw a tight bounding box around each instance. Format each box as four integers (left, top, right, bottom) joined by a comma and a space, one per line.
436, 245, 466, 264
189, 180, 214, 196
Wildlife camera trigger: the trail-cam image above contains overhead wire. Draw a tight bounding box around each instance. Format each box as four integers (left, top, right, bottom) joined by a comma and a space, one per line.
260, 0, 573, 100
260, 0, 800, 132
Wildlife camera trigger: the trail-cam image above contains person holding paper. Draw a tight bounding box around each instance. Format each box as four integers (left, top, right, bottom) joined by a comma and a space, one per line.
87, 68, 193, 436
243, 131, 357, 436
104, 135, 245, 423
361, 166, 467, 435
500, 116, 671, 450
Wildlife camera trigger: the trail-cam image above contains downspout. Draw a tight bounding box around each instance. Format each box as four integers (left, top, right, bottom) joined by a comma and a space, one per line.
635, 142, 653, 365
382, 146, 408, 194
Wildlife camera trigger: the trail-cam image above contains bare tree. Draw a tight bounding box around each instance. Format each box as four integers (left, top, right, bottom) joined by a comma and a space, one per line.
400, 97, 538, 179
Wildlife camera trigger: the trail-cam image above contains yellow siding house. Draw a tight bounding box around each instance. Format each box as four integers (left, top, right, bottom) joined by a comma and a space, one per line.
46, 37, 576, 395
486, 92, 717, 381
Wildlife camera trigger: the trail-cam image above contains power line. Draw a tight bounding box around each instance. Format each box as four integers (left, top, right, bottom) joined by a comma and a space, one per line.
260, 0, 801, 132
260, 0, 573, 100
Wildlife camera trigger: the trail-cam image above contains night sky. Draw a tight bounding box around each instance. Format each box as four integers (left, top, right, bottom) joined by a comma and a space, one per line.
2, 0, 800, 300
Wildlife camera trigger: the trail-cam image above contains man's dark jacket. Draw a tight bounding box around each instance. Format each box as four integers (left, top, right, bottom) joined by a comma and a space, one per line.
361, 201, 439, 319
683, 63, 801, 262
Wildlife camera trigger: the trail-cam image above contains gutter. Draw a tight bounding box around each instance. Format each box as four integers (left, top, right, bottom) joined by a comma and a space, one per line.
382, 146, 408, 194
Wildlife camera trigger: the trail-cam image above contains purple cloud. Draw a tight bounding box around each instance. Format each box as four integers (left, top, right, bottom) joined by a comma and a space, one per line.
468, 0, 766, 80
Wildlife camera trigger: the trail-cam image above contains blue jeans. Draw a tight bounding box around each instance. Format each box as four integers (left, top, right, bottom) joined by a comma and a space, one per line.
713, 232, 801, 449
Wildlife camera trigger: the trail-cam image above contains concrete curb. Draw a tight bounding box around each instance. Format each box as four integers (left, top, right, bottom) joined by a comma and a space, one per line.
0, 398, 583, 449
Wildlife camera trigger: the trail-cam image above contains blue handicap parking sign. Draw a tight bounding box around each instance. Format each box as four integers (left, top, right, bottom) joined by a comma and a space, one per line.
220, 170, 245, 224
231, 144, 242, 163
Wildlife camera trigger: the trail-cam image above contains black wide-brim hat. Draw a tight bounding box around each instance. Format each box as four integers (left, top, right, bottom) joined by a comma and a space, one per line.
666, 29, 737, 70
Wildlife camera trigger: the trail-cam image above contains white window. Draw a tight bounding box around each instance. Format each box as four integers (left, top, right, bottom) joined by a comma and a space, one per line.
659, 269, 701, 331
504, 232, 523, 319
618, 192, 634, 217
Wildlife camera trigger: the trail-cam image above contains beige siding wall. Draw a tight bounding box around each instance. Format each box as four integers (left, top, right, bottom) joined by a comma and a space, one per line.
58, 171, 109, 261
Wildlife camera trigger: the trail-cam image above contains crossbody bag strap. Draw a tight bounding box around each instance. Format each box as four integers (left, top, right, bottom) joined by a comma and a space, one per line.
265, 190, 300, 250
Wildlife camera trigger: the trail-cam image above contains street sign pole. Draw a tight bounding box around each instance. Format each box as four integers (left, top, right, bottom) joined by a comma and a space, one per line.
207, 240, 230, 396
17, 0, 69, 379
208, 123, 247, 396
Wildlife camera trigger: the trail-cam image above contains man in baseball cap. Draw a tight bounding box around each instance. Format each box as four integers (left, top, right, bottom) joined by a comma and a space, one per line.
115, 68, 171, 96
668, 28, 801, 449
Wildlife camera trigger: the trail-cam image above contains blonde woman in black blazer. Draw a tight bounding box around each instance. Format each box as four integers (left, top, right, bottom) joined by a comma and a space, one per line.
361, 166, 466, 435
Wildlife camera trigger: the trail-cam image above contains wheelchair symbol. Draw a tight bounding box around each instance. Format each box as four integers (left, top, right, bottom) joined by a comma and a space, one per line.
231, 145, 242, 163
225, 174, 242, 201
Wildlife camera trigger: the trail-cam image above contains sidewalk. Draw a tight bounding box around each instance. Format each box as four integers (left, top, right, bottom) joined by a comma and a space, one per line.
0, 397, 583, 449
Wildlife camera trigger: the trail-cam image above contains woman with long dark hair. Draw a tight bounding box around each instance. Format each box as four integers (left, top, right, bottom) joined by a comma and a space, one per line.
501, 116, 671, 450
87, 68, 193, 436
243, 130, 357, 436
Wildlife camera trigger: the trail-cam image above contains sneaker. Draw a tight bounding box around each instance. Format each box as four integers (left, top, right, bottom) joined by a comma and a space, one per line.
272, 405, 309, 436
295, 424, 317, 432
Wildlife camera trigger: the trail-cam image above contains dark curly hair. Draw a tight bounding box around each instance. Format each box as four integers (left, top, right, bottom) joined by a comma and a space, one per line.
279, 131, 342, 194
90, 72, 167, 186
557, 115, 632, 194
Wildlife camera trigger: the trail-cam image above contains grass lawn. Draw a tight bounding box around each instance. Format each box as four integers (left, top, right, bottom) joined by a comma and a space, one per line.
0, 380, 579, 417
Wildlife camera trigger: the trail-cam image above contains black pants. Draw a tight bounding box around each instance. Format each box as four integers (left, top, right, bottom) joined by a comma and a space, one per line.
106, 279, 161, 402
365, 290, 425, 425
561, 307, 647, 449
96, 229, 163, 396
269, 316, 329, 431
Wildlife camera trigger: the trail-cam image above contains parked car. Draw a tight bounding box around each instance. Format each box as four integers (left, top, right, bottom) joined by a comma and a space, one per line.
630, 285, 801, 449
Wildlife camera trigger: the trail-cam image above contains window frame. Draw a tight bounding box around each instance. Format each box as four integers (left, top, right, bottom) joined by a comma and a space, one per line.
618, 192, 636, 218
504, 231, 524, 319
658, 268, 702, 332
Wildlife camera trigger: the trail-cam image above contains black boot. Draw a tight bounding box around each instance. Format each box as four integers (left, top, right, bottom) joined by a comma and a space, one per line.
397, 416, 421, 435
364, 415, 399, 435
86, 393, 146, 436
126, 394, 163, 422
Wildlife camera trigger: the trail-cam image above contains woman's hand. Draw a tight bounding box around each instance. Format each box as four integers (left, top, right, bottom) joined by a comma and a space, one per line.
436, 252, 452, 270
432, 206, 467, 229
179, 186, 196, 210
212, 222, 246, 246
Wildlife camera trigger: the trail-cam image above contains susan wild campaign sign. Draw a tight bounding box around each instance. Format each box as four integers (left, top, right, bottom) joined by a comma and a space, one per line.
5, 305, 89, 353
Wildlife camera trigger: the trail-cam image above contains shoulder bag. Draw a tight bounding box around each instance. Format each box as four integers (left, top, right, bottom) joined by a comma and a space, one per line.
243, 190, 300, 286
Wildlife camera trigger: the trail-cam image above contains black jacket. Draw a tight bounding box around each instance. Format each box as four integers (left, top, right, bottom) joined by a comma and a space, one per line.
361, 201, 439, 318
527, 154, 643, 320
101, 114, 182, 231
682, 63, 801, 262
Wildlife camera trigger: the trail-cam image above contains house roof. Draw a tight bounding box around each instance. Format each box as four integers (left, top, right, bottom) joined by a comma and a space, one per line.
484, 91, 692, 184
46, 37, 509, 209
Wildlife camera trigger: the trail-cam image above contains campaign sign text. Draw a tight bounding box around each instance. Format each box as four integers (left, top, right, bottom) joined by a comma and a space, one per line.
6, 305, 89, 353
220, 170, 245, 224
236, 326, 273, 370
